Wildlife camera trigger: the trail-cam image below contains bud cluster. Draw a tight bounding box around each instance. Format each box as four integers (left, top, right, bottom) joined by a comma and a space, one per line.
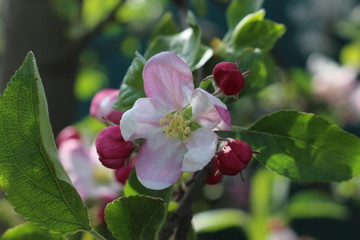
90, 88, 135, 185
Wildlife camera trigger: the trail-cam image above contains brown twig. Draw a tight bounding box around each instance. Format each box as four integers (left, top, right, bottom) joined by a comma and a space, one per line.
171, 0, 188, 29
159, 163, 212, 240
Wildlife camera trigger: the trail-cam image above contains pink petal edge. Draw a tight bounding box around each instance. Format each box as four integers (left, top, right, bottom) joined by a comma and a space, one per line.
143, 51, 194, 110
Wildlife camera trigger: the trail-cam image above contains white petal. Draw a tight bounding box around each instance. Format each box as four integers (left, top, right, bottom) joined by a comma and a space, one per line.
143, 51, 194, 110
190, 88, 231, 130
135, 132, 187, 190
182, 128, 218, 172
120, 97, 170, 141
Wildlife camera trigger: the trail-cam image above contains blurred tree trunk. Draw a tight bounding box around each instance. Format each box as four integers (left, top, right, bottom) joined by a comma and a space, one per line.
0, 0, 81, 135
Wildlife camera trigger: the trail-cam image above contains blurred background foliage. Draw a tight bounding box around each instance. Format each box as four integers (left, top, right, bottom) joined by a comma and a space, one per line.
1, 0, 360, 239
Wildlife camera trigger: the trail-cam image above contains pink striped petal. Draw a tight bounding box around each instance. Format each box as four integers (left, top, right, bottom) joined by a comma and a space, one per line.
120, 97, 170, 141
182, 128, 218, 172
190, 88, 231, 130
213, 105, 232, 131
143, 52, 194, 110
135, 132, 187, 190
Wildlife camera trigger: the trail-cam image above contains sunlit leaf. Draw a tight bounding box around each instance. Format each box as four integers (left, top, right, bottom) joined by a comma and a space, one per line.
0, 223, 65, 240
105, 195, 166, 240
237, 111, 360, 182
232, 10, 285, 51
227, 0, 264, 30
0, 53, 90, 234
82, 0, 120, 28
192, 209, 248, 233
145, 24, 213, 70
287, 190, 350, 220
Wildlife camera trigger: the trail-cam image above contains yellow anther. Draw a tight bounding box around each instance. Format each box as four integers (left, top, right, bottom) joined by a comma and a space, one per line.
161, 111, 193, 140
159, 118, 166, 125
184, 127, 190, 134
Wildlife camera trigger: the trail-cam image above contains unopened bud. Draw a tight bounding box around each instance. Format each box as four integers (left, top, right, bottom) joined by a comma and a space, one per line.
212, 62, 246, 96
114, 158, 135, 184
217, 140, 253, 176
95, 126, 133, 169
206, 158, 223, 185
90, 89, 123, 124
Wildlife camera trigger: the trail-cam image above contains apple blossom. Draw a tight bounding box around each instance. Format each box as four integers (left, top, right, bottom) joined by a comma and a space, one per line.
90, 88, 123, 124
56, 125, 81, 147
58, 137, 121, 200
307, 53, 357, 105
120, 51, 231, 190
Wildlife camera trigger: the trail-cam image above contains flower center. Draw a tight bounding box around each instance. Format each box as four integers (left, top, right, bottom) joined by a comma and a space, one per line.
93, 166, 113, 184
159, 112, 191, 140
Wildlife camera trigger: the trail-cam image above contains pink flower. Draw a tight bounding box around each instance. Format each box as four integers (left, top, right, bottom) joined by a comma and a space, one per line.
56, 126, 81, 147
58, 138, 121, 200
307, 54, 357, 105
120, 52, 231, 190
90, 88, 123, 124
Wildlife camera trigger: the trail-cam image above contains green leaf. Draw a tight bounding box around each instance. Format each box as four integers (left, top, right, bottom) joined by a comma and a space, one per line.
191, 0, 207, 17
114, 54, 146, 112
287, 190, 350, 220
124, 170, 173, 202
145, 25, 213, 70
192, 45, 214, 71
150, 12, 178, 41
237, 110, 360, 182
198, 79, 213, 90
0, 52, 90, 234
192, 209, 248, 233
0, 222, 65, 240
227, 0, 264, 30
232, 10, 285, 51
105, 195, 166, 240
248, 168, 273, 240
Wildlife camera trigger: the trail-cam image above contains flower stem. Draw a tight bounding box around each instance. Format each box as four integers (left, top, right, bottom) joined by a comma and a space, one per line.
231, 125, 248, 131
159, 163, 212, 240
89, 229, 107, 240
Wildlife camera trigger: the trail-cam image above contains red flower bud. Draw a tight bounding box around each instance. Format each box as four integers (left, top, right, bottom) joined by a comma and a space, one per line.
217, 140, 253, 176
206, 158, 223, 185
115, 158, 135, 184
95, 126, 133, 169
56, 126, 81, 147
90, 89, 123, 124
212, 62, 245, 96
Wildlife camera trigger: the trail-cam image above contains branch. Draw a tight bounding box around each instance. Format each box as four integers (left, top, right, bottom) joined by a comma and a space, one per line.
171, 0, 188, 29
159, 163, 212, 240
